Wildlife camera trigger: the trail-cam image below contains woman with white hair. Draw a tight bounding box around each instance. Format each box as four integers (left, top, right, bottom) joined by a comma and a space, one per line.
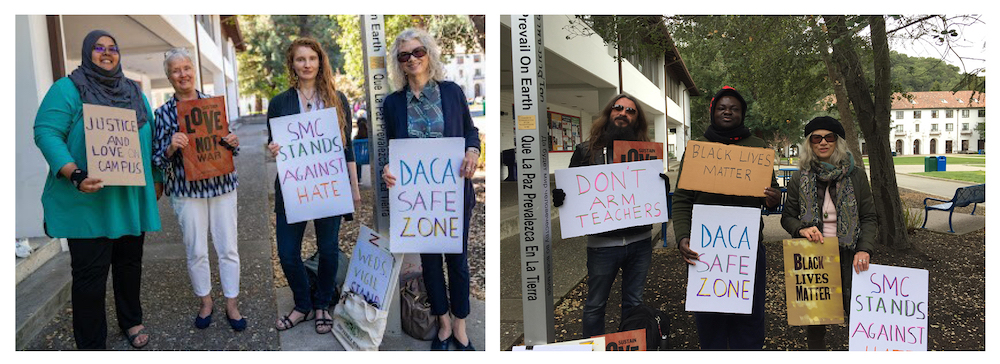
381, 27, 480, 351
151, 47, 246, 332
781, 116, 877, 349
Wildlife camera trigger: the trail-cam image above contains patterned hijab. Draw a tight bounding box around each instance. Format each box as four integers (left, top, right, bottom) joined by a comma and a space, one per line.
67, 30, 150, 129
798, 154, 861, 249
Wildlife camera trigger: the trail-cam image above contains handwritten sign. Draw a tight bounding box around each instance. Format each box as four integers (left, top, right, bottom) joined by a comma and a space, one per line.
177, 96, 234, 181
783, 237, 844, 326
270, 108, 353, 224
593, 329, 646, 351
612, 140, 662, 163
388, 138, 465, 254
82, 103, 145, 186
685, 204, 760, 314
677, 140, 774, 197
849, 264, 929, 351
342, 226, 396, 310
554, 159, 668, 239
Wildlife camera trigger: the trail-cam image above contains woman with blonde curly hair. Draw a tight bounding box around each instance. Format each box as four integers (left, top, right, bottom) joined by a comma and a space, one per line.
266, 37, 361, 335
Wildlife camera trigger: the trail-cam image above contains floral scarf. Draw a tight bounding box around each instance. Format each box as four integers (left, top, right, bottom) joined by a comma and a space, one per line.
798, 155, 860, 249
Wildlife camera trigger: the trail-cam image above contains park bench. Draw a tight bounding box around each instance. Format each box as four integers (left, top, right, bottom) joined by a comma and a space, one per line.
921, 183, 985, 233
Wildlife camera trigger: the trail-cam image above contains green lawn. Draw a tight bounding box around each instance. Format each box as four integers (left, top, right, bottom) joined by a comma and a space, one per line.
912, 171, 986, 184
863, 156, 986, 165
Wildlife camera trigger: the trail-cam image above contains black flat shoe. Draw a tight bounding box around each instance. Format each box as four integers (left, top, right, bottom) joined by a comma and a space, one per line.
430, 335, 451, 351
453, 336, 476, 351
194, 309, 213, 329
226, 311, 247, 332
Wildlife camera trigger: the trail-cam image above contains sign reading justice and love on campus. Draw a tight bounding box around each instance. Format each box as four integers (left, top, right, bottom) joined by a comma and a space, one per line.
388, 137, 465, 254
83, 103, 145, 186
177, 96, 234, 181
677, 140, 774, 197
554, 159, 668, 239
849, 264, 929, 351
783, 237, 844, 326
685, 204, 761, 314
270, 108, 353, 224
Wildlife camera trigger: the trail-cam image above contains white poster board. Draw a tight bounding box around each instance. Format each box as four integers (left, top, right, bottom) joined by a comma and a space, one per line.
83, 104, 146, 186
342, 226, 397, 310
554, 159, 668, 238
270, 108, 354, 224
388, 137, 465, 254
849, 264, 929, 351
685, 204, 761, 314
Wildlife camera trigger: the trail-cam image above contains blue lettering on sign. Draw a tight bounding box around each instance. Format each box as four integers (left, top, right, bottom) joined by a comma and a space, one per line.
700, 224, 752, 249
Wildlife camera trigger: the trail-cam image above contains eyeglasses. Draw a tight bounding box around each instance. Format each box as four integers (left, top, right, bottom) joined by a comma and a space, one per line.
612, 104, 637, 115
809, 133, 838, 144
93, 45, 119, 55
396, 46, 427, 63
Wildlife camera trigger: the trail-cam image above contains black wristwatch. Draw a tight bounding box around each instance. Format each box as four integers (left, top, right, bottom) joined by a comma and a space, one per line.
70, 169, 88, 191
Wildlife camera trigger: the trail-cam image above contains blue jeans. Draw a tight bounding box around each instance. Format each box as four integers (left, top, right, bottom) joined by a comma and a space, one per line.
694, 244, 767, 349
275, 207, 342, 314
582, 238, 653, 337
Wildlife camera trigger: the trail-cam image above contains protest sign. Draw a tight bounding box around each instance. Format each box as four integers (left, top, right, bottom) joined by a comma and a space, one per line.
849, 264, 929, 351
677, 140, 774, 197
388, 137, 465, 254
783, 237, 844, 326
685, 204, 761, 314
177, 96, 234, 181
554, 159, 668, 239
513, 337, 606, 351
593, 329, 646, 351
270, 108, 353, 224
612, 140, 662, 163
342, 226, 396, 310
83, 103, 145, 186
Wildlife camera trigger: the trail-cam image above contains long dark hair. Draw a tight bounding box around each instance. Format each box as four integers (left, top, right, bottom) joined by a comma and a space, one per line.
586, 93, 650, 163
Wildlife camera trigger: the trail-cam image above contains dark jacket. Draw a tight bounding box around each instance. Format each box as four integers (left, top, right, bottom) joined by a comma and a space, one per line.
384, 80, 479, 222
780, 164, 877, 253
568, 140, 654, 247
267, 87, 355, 214
671, 136, 780, 245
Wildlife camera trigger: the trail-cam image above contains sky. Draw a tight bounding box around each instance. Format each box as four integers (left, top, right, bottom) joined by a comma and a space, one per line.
888, 14, 987, 75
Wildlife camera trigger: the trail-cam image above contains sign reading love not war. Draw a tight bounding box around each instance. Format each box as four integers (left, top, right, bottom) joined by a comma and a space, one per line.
270, 108, 353, 224
677, 140, 774, 197
555, 159, 668, 239
177, 96, 234, 181
685, 204, 761, 314
612, 140, 662, 163
83, 104, 145, 186
783, 237, 844, 326
388, 137, 465, 254
849, 264, 929, 351
342, 225, 397, 310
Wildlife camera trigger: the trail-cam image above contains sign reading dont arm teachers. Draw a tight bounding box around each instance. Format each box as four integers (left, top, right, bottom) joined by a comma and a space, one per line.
388, 137, 465, 254
83, 103, 145, 186
554, 159, 668, 239
677, 140, 773, 197
685, 204, 761, 314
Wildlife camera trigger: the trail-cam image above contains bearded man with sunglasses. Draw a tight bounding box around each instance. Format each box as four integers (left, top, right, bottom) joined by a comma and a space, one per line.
551, 93, 662, 337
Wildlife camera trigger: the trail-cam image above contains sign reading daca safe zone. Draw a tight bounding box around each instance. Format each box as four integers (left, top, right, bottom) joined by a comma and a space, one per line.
612, 140, 663, 163
83, 103, 145, 186
270, 108, 353, 224
554, 159, 668, 239
177, 96, 234, 181
677, 140, 774, 197
849, 264, 929, 351
388, 138, 465, 254
783, 237, 844, 326
685, 204, 761, 314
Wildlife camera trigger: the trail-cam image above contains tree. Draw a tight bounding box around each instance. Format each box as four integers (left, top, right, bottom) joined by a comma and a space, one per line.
975, 122, 985, 140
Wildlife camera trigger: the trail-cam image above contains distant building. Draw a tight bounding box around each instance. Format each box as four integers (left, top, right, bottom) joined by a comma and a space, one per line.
878, 91, 986, 155
442, 44, 485, 102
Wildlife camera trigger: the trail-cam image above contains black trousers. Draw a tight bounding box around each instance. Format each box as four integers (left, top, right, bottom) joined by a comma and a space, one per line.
67, 234, 145, 350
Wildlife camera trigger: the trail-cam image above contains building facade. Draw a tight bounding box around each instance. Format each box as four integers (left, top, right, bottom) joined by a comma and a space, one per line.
443, 44, 486, 102
884, 91, 986, 155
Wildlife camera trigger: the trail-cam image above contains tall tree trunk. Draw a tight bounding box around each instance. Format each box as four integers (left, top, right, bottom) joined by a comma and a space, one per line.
819, 42, 866, 173
468, 15, 486, 52
825, 15, 911, 250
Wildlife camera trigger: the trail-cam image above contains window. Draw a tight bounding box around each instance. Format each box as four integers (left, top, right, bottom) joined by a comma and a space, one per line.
915, 124, 920, 132
474, 68, 482, 77
931, 110, 939, 118
458, 69, 464, 77
979, 110, 986, 117
931, 124, 939, 131
473, 54, 481, 63
896, 124, 903, 133
946, 110, 954, 118
457, 56, 464, 64
963, 123, 969, 131
946, 123, 954, 131
914, 110, 922, 119
962, 110, 970, 118
896, 111, 904, 119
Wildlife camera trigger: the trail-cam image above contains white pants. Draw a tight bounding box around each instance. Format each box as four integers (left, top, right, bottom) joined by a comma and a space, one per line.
170, 190, 240, 298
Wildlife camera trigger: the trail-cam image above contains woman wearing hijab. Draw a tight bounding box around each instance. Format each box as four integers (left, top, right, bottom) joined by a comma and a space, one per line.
381, 28, 480, 351
781, 116, 877, 350
671, 86, 781, 349
151, 47, 245, 332
33, 30, 161, 349
266, 37, 361, 335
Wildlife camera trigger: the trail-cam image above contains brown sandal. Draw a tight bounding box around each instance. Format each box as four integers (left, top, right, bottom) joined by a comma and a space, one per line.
315, 309, 333, 334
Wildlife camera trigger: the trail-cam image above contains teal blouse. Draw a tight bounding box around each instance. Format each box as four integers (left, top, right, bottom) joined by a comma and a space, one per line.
33, 77, 162, 239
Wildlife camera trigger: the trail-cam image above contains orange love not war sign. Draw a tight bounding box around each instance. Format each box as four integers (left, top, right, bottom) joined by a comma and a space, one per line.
177, 96, 235, 181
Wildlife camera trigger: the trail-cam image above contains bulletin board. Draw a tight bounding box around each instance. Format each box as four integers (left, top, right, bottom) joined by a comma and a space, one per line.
548, 111, 582, 152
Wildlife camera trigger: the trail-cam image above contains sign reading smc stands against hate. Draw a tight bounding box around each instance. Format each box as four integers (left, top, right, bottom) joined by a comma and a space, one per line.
677, 140, 773, 197
83, 104, 145, 186
342, 225, 396, 310
685, 204, 760, 314
177, 96, 234, 181
849, 264, 929, 351
270, 108, 353, 224
554, 159, 668, 239
612, 140, 662, 163
783, 237, 844, 326
388, 138, 465, 254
